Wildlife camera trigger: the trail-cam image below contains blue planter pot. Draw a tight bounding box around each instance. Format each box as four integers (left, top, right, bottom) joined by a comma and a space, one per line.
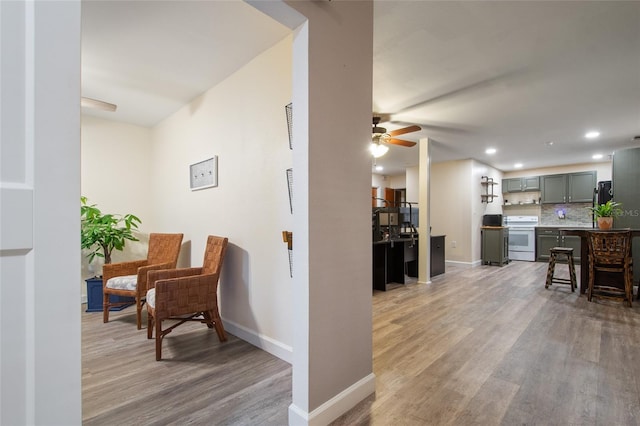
85, 277, 135, 312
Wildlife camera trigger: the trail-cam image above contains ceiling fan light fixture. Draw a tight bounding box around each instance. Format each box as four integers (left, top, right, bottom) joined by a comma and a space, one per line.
372, 126, 387, 135
370, 142, 389, 158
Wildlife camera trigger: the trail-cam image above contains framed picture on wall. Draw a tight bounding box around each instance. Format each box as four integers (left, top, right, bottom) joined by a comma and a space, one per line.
190, 156, 218, 190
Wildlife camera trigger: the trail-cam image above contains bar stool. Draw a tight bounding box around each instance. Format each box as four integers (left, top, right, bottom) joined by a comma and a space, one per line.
545, 247, 577, 292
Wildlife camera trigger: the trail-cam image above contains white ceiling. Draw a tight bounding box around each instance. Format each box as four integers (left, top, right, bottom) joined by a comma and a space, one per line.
81, 1, 640, 176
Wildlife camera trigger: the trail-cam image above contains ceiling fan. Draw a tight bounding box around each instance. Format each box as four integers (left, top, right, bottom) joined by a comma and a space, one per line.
370, 116, 421, 158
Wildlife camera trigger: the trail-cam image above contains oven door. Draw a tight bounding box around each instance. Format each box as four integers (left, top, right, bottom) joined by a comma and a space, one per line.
508, 227, 535, 252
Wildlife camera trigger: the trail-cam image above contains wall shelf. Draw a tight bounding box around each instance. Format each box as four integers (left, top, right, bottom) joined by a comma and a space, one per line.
503, 203, 540, 208
481, 176, 499, 203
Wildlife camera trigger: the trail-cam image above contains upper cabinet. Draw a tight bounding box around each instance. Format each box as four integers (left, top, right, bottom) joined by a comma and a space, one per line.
502, 176, 540, 193
540, 171, 596, 203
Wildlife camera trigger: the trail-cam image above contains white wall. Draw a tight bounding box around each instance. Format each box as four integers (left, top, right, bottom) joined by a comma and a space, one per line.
406, 166, 419, 203
80, 116, 154, 286
149, 36, 294, 359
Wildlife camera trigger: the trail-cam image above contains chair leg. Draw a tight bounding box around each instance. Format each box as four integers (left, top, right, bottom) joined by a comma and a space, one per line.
103, 292, 110, 323
155, 318, 163, 361
210, 308, 227, 342
626, 269, 633, 308
568, 255, 577, 292
136, 297, 142, 330
545, 254, 556, 289
147, 311, 153, 339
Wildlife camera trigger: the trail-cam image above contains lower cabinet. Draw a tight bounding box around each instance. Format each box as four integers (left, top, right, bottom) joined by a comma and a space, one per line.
481, 227, 509, 266
536, 228, 581, 262
431, 235, 445, 277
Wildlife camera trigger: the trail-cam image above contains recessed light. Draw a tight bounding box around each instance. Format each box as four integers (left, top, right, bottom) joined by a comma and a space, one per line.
585, 131, 600, 139
514, 163, 523, 169
592, 153, 603, 160
546, 141, 554, 146
485, 148, 496, 155
375, 165, 383, 172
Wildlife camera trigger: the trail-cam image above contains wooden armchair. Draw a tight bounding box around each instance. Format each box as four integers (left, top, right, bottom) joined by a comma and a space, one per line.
103, 233, 184, 329
146, 235, 229, 361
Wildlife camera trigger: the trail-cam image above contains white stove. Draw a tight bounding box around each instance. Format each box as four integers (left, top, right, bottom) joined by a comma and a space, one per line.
504, 216, 539, 261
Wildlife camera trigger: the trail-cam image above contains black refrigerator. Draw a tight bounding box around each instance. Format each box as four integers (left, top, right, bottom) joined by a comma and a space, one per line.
596, 180, 613, 205
612, 147, 640, 283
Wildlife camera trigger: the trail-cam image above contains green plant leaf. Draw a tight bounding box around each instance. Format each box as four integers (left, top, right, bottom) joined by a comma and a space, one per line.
80, 197, 142, 264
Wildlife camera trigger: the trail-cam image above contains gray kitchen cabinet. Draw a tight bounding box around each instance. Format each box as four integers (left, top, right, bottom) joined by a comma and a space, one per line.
536, 227, 581, 262
568, 171, 597, 202
481, 227, 509, 266
541, 175, 567, 203
502, 176, 540, 193
541, 171, 596, 203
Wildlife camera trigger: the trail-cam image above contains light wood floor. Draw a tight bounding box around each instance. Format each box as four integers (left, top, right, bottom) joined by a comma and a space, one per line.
83, 261, 640, 425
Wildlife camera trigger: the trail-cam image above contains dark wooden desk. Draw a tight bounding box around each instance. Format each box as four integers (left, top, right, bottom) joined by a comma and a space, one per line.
560, 228, 640, 294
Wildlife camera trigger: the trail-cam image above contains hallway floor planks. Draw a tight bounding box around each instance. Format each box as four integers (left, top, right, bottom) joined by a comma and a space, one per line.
334, 260, 640, 425
83, 260, 640, 425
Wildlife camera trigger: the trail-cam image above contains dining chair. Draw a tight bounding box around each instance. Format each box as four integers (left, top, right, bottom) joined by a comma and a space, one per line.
102, 233, 184, 329
146, 235, 229, 361
586, 230, 633, 307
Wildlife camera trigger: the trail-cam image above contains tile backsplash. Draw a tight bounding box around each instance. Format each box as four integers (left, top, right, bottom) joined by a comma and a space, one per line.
540, 202, 592, 226
502, 191, 594, 227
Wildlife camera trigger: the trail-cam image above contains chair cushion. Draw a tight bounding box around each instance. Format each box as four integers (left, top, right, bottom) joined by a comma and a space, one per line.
105, 274, 137, 291
147, 288, 156, 308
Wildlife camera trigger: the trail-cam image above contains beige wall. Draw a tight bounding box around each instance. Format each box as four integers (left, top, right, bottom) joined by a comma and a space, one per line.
431, 159, 503, 264
149, 36, 294, 358
80, 116, 155, 286
80, 37, 294, 358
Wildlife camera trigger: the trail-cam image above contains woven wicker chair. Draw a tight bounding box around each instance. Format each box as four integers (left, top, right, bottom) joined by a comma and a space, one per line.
146, 235, 229, 361
102, 233, 184, 329
587, 230, 633, 307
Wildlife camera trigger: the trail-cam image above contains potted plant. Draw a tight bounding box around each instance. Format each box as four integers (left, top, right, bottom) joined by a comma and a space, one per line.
81, 196, 141, 311
81, 196, 141, 265
588, 200, 622, 230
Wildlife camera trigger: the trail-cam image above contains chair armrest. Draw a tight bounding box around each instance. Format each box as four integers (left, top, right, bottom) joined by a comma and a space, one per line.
147, 267, 204, 290
102, 260, 148, 283
153, 273, 220, 318
136, 261, 184, 294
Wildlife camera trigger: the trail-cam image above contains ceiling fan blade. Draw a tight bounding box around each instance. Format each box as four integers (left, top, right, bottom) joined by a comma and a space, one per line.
386, 138, 416, 147
388, 125, 421, 137
81, 97, 117, 112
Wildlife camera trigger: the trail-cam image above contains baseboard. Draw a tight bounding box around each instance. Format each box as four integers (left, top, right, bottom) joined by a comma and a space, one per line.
446, 259, 480, 267
223, 318, 293, 364
288, 373, 376, 426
